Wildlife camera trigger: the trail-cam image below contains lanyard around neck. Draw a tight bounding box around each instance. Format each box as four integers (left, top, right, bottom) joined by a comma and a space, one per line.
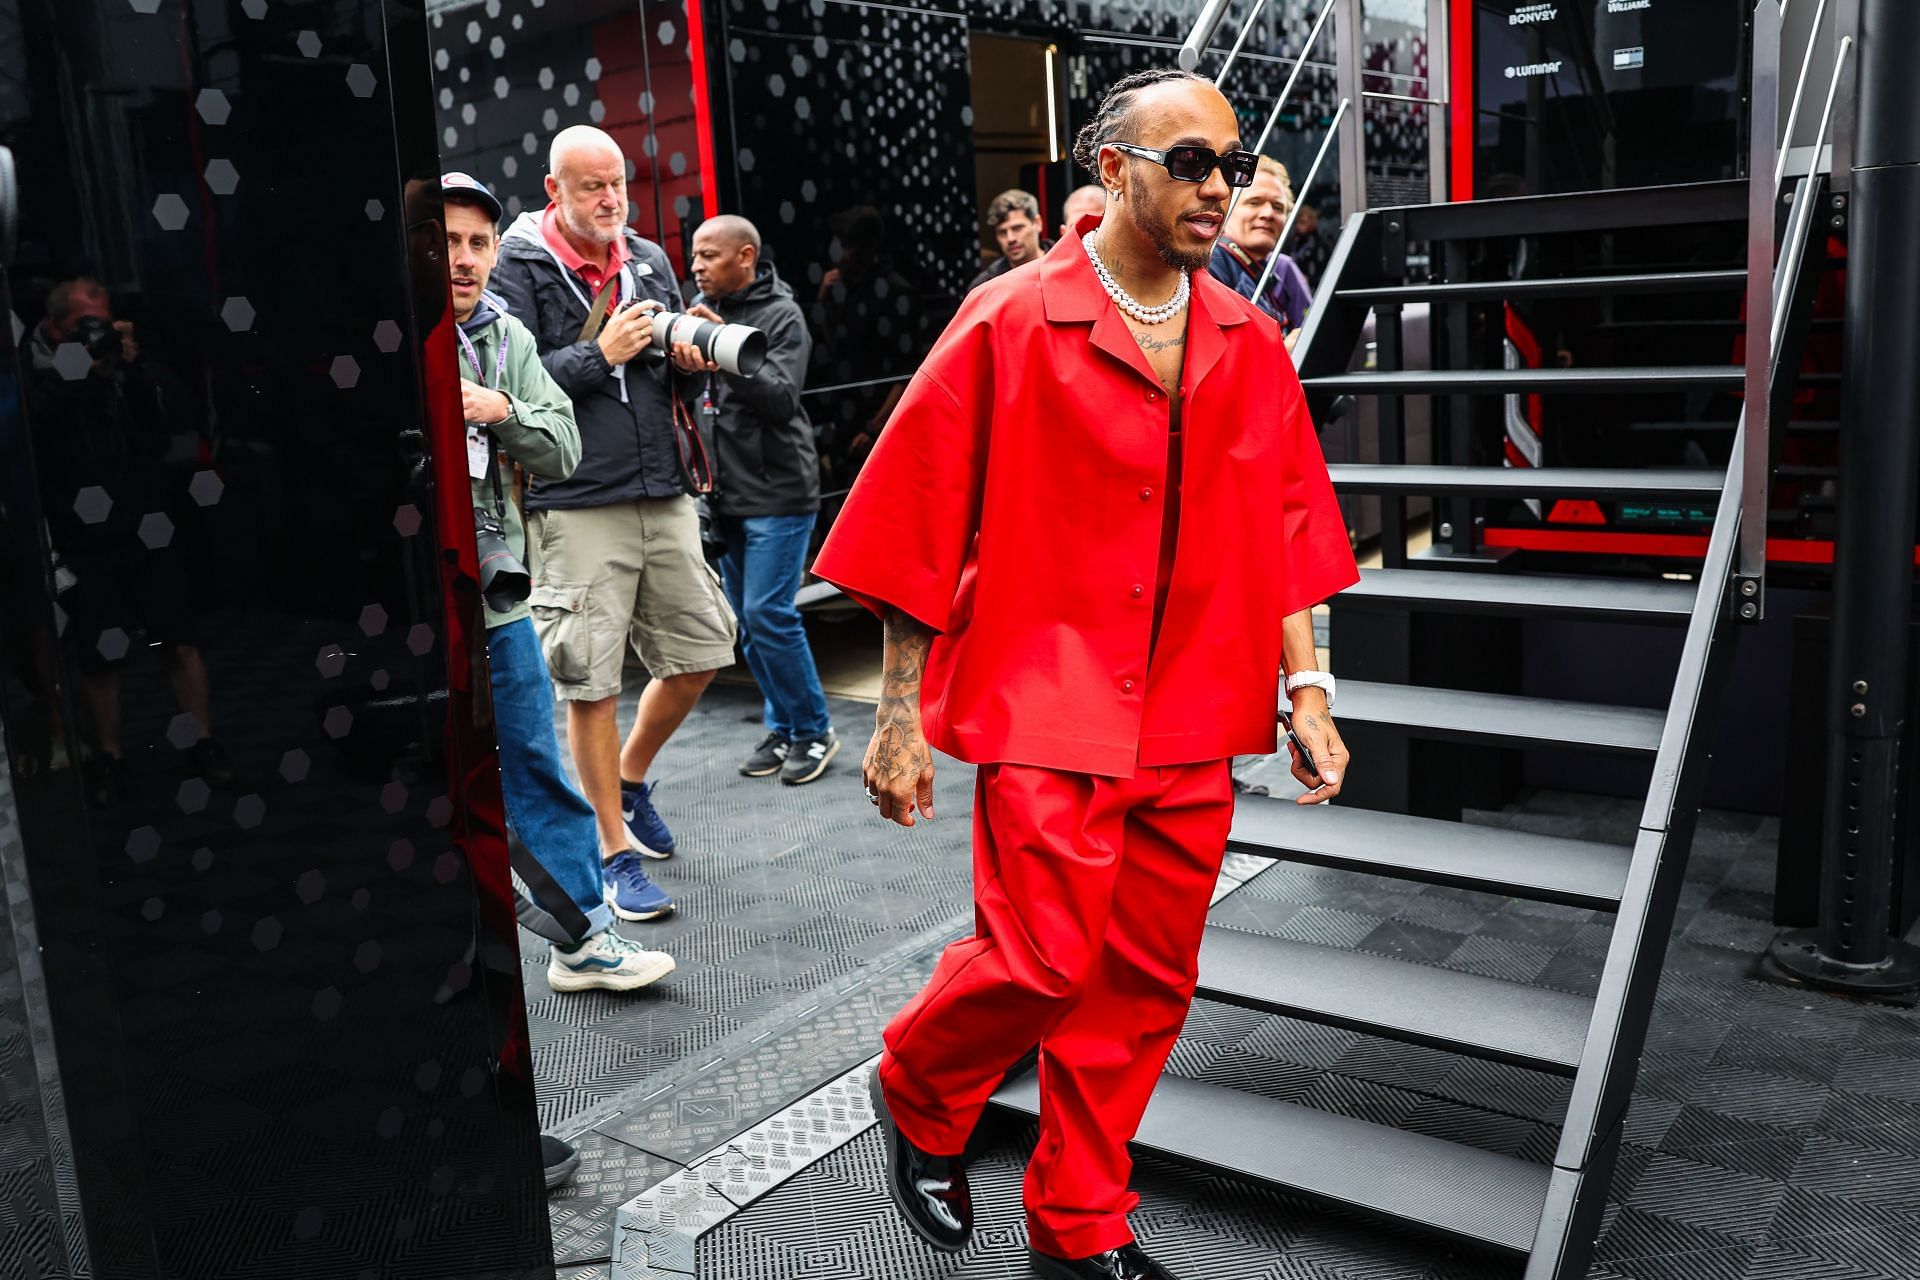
456, 322, 509, 389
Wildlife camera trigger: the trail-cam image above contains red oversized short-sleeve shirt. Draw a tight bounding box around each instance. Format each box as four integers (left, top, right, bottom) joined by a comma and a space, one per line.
813, 227, 1357, 776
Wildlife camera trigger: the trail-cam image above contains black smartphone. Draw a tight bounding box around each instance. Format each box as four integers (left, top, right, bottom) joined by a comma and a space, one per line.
1278, 708, 1321, 784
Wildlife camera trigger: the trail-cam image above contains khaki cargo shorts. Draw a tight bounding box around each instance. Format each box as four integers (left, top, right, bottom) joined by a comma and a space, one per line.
525, 497, 738, 702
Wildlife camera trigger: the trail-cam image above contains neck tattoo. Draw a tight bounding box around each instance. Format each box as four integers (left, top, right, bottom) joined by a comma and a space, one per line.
1085, 232, 1189, 326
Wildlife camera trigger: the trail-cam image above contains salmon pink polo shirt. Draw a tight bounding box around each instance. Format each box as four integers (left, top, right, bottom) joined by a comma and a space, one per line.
540, 203, 631, 296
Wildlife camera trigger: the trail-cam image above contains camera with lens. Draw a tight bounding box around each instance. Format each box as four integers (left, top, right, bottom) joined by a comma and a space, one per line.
646, 309, 767, 378
70, 314, 123, 365
473, 506, 531, 614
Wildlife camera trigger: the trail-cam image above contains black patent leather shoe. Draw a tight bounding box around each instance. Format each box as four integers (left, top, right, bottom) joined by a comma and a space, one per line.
1029, 1243, 1180, 1280
869, 1064, 973, 1252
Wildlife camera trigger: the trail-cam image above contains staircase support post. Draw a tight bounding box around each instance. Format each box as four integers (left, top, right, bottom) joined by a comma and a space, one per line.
1770, 0, 1920, 994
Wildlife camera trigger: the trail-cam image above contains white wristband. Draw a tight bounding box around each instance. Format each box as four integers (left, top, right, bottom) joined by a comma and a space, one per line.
1284, 670, 1336, 710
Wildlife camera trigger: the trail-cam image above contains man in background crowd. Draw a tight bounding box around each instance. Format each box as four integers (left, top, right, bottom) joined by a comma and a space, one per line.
26, 278, 231, 806
969, 188, 1048, 291
491, 125, 738, 922
683, 215, 838, 786
443, 169, 680, 965
1060, 184, 1106, 240
1207, 156, 1314, 345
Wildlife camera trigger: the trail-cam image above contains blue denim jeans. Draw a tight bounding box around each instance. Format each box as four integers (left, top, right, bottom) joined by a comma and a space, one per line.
717, 513, 832, 740
487, 617, 613, 944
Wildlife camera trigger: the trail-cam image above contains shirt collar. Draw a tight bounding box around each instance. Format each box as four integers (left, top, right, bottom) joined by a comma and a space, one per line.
1038, 218, 1246, 394
539, 203, 631, 280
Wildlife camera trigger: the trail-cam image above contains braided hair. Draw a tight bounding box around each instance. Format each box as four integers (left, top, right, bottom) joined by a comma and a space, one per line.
1071, 67, 1209, 179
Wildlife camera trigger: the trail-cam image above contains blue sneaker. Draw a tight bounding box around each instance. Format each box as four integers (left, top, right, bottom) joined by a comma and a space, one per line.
603, 851, 676, 922
621, 779, 676, 858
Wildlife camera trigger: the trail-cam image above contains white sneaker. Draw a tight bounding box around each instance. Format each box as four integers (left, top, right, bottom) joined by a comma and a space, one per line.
548, 929, 676, 993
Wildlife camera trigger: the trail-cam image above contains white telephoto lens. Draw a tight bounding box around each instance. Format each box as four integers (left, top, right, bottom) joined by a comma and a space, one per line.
711, 325, 753, 375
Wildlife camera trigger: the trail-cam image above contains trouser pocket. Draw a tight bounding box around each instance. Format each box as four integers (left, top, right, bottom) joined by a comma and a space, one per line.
527, 581, 592, 684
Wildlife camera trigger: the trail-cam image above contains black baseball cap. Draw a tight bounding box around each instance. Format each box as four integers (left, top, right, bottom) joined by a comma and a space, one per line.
440, 171, 503, 222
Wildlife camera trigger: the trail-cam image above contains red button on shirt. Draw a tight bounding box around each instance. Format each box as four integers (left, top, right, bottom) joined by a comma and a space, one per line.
814, 231, 1357, 776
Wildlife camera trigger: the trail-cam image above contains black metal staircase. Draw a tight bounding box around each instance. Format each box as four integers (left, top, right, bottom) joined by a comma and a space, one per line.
990, 87, 1833, 1280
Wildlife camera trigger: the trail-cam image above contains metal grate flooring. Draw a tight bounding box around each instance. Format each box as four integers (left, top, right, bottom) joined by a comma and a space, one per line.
537, 696, 1920, 1279
533, 682, 982, 1266
685, 777, 1920, 1280
527, 683, 979, 1132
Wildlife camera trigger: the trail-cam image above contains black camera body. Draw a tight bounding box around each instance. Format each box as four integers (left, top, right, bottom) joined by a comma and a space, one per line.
70, 313, 121, 364
473, 507, 531, 614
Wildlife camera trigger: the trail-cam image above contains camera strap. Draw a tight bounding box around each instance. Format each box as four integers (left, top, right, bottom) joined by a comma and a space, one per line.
670, 392, 716, 495
575, 274, 621, 344
568, 265, 638, 403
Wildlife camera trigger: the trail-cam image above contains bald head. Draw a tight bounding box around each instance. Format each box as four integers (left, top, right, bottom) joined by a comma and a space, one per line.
1062, 184, 1105, 238
545, 126, 629, 254
550, 125, 623, 178
690, 214, 764, 299
700, 214, 761, 255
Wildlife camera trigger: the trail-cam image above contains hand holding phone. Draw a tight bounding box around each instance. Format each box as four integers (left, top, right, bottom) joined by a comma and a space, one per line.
1278, 709, 1320, 783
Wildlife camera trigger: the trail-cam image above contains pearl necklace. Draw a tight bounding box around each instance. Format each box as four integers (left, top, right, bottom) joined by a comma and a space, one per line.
1085, 234, 1189, 325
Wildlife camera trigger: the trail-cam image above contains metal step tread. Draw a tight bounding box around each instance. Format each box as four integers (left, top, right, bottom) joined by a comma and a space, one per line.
1328, 463, 1722, 500
1334, 679, 1665, 755
1627, 419, 1834, 433
992, 1071, 1551, 1254
1227, 798, 1631, 910
1344, 568, 1696, 622
1341, 269, 1745, 304
1198, 928, 1593, 1074
1306, 366, 1743, 395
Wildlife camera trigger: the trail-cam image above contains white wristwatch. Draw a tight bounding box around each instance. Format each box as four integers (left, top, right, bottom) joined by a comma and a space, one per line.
1284, 670, 1336, 710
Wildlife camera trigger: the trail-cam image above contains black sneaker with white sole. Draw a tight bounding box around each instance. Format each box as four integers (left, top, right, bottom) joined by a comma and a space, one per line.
781, 729, 840, 786
740, 731, 790, 777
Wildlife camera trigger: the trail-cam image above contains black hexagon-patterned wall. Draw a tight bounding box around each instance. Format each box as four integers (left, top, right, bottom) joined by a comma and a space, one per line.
0, 2, 548, 1278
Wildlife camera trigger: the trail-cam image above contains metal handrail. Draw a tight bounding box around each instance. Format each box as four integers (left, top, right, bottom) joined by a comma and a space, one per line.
1776, 0, 1831, 186
1179, 0, 1236, 72
1246, 0, 1339, 162
1251, 96, 1349, 302
1215, 0, 1270, 88
1739, 0, 1783, 601
1542, 69, 1837, 1241
1740, 0, 1853, 605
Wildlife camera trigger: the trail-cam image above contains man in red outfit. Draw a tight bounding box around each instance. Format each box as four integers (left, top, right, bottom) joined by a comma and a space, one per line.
813, 69, 1359, 1280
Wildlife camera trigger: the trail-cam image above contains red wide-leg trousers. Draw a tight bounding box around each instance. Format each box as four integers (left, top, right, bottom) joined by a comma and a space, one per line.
875, 758, 1234, 1259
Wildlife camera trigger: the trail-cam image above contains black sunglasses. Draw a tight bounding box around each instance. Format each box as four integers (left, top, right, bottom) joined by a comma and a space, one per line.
1107, 141, 1260, 188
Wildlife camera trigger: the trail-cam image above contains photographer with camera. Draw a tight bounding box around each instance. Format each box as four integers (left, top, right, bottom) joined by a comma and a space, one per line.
441, 172, 677, 990
681, 215, 837, 785
26, 277, 228, 805
491, 126, 737, 905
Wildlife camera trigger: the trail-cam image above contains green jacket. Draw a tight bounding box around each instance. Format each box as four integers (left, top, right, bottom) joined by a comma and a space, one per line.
460, 303, 580, 628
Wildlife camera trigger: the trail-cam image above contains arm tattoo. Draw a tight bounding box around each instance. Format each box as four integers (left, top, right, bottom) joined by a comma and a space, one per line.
1134, 331, 1186, 353
875, 608, 935, 780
